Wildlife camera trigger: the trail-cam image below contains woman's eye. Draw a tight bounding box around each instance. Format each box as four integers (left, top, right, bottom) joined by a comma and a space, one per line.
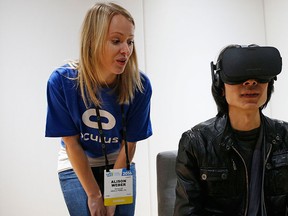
111, 38, 134, 46
112, 39, 120, 44
128, 40, 134, 46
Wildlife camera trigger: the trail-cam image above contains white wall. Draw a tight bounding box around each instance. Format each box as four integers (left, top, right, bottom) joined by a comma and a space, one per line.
264, 0, 288, 120
0, 0, 287, 216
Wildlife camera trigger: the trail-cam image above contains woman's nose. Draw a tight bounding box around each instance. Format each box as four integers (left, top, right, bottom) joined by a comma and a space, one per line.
243, 79, 258, 86
120, 43, 130, 55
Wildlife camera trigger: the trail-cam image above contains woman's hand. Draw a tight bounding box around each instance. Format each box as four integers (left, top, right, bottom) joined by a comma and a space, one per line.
63, 135, 106, 216
106, 205, 116, 216
88, 195, 107, 216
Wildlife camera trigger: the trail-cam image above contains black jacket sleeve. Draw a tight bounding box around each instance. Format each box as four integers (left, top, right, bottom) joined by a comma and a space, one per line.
173, 131, 206, 216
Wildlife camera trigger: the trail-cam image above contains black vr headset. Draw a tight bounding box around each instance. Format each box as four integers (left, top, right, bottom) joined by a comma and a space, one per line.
211, 45, 282, 86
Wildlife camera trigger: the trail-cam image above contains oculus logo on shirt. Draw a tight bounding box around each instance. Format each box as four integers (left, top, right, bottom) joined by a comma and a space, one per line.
81, 109, 119, 144
82, 109, 116, 130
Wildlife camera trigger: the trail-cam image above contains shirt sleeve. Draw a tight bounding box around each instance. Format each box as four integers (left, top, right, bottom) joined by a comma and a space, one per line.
45, 70, 79, 137
125, 72, 153, 142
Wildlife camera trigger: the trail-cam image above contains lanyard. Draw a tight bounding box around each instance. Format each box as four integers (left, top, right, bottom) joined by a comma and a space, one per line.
95, 105, 130, 172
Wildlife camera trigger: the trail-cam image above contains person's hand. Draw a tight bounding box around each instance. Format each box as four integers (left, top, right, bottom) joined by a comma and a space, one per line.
88, 195, 106, 216
106, 205, 116, 216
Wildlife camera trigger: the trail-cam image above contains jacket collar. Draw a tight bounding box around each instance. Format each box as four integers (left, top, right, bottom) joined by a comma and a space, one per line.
216, 113, 282, 151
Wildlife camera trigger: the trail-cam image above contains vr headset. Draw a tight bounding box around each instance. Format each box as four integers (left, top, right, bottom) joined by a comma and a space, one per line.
211, 45, 282, 85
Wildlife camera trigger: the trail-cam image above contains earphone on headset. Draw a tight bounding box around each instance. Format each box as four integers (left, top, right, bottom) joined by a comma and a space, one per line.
210, 61, 221, 88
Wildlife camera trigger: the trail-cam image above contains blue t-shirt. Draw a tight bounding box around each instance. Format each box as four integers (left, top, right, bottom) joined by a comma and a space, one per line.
45, 65, 152, 158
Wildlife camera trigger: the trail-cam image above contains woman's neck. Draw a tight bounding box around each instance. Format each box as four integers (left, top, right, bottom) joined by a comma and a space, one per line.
99, 74, 118, 87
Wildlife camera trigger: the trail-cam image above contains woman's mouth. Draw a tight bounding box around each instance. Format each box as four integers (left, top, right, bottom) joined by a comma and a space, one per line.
116, 58, 127, 66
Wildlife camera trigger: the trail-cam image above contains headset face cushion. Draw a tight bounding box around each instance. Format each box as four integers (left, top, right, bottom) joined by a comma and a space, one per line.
219, 46, 282, 84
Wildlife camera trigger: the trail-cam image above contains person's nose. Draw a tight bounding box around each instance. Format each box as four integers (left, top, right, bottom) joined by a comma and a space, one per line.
243, 79, 258, 86
120, 43, 130, 56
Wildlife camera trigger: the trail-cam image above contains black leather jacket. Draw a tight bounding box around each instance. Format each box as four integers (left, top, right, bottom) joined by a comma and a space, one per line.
174, 114, 288, 216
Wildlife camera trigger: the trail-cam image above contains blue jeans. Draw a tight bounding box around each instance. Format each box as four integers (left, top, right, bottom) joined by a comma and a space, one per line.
58, 163, 136, 216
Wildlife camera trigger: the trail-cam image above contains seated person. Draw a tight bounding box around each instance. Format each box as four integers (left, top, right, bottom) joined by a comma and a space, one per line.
174, 44, 288, 216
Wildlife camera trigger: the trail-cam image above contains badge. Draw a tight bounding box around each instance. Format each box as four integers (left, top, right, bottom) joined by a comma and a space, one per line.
104, 168, 133, 206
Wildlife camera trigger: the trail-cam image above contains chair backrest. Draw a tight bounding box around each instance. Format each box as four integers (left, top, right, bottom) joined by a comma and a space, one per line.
156, 150, 178, 216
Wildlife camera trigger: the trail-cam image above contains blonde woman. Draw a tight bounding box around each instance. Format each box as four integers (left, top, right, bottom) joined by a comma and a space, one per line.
45, 2, 152, 216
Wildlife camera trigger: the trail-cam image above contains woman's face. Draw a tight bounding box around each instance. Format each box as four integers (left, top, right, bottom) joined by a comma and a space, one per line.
224, 79, 268, 113
101, 14, 135, 84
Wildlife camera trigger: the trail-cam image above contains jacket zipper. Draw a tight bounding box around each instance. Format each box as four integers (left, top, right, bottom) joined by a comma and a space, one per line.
232, 146, 249, 216
262, 143, 272, 216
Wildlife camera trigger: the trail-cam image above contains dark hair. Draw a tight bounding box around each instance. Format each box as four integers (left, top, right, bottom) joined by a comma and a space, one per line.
211, 44, 275, 117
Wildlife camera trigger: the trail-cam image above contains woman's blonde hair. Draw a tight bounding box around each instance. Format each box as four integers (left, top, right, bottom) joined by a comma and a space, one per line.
71, 2, 143, 107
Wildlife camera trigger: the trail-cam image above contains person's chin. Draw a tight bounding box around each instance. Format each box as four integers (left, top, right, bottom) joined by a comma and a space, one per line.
114, 68, 125, 75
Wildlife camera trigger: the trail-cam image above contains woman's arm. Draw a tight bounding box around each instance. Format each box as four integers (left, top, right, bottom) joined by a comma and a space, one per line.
62, 135, 106, 216
113, 141, 136, 169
